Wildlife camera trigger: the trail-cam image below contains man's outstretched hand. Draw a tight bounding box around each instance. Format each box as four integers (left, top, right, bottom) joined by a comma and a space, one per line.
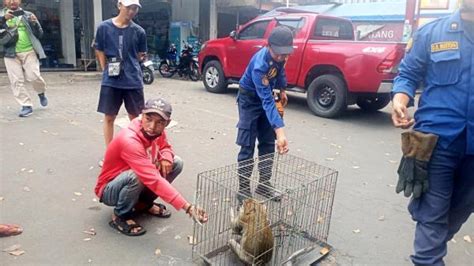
184, 203, 208, 225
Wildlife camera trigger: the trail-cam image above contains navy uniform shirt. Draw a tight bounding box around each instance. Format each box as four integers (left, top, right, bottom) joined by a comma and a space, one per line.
239, 47, 286, 129
392, 11, 474, 154
95, 19, 147, 89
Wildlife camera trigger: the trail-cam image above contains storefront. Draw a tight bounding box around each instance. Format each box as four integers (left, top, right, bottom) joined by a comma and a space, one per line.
101, 0, 171, 60
1, 0, 171, 71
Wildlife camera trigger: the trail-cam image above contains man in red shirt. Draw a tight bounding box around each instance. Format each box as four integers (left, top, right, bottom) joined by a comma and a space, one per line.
95, 98, 207, 236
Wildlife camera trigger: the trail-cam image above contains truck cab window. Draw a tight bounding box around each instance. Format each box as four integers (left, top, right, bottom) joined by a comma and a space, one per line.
276, 18, 306, 35
238, 21, 270, 40
313, 18, 354, 40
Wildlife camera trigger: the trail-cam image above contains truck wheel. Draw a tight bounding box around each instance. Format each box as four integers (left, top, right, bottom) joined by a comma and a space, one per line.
203, 60, 227, 93
356, 94, 391, 111
307, 74, 347, 118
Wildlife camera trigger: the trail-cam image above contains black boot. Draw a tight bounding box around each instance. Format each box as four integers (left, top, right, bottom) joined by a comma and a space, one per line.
237, 159, 253, 204
255, 157, 281, 201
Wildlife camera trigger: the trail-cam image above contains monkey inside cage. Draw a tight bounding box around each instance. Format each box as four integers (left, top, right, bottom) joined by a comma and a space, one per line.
192, 153, 338, 265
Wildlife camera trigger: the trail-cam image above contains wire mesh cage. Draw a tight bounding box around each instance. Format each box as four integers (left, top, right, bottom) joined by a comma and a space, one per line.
192, 153, 338, 265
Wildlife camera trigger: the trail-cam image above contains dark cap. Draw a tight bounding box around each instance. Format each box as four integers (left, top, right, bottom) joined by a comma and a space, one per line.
142, 98, 172, 120
268, 26, 294, 55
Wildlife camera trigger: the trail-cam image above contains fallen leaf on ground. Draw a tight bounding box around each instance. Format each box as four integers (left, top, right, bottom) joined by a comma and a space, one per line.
352, 229, 361, 234
378, 215, 385, 221
74, 192, 82, 196
325, 157, 335, 161
389, 160, 398, 164
320, 247, 330, 255
385, 153, 390, 156
174, 235, 181, 240
8, 250, 25, 256
20, 168, 27, 172
72, 198, 76, 201
3, 244, 21, 252
154, 248, 161, 256
88, 206, 101, 211
317, 216, 324, 224
42, 130, 48, 133
19, 142, 24, 146
450, 238, 457, 243
92, 198, 98, 202
387, 184, 395, 187
352, 166, 360, 169
187, 235, 197, 245
0, 197, 4, 201
27, 169, 34, 173
88, 259, 92, 263
223, 198, 230, 202
23, 186, 31, 192
464, 235, 472, 243
51, 132, 59, 136
83, 230, 96, 236
83, 238, 92, 241
88, 166, 94, 170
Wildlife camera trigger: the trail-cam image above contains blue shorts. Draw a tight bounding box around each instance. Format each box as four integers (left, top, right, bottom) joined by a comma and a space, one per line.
97, 86, 144, 116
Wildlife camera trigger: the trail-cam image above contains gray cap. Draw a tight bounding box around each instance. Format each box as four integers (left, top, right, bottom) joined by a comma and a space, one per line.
268, 26, 294, 55
142, 98, 172, 120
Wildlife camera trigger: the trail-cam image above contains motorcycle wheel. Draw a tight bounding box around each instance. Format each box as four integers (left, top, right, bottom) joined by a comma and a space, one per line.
159, 62, 174, 78
189, 62, 200, 82
142, 68, 154, 85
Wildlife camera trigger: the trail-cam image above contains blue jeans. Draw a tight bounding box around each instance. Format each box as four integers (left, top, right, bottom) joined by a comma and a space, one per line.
101, 156, 183, 218
409, 136, 473, 266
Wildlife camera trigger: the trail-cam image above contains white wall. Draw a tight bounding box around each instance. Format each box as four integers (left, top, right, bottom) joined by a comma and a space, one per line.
172, 0, 200, 26
59, 0, 76, 66
93, 0, 103, 32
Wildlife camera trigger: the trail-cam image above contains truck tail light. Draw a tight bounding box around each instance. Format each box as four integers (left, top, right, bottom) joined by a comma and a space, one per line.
377, 46, 404, 74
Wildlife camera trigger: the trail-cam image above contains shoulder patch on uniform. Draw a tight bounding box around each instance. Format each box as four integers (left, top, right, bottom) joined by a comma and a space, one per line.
450, 23, 458, 30
267, 67, 278, 79
262, 75, 269, 86
431, 41, 459, 53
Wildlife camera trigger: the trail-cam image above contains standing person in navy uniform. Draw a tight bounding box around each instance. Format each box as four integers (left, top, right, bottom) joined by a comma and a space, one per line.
391, 1, 473, 265
236, 26, 292, 202
95, 0, 147, 166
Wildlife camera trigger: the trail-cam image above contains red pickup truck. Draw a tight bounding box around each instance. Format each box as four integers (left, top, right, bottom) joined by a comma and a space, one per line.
198, 11, 406, 118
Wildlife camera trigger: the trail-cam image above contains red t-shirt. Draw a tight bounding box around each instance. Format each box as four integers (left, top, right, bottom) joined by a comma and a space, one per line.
94, 118, 186, 210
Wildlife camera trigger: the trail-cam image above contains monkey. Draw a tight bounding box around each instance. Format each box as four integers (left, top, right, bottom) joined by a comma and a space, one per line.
229, 198, 274, 265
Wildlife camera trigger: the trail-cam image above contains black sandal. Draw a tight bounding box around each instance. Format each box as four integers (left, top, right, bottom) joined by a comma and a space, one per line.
109, 216, 146, 236
149, 203, 172, 218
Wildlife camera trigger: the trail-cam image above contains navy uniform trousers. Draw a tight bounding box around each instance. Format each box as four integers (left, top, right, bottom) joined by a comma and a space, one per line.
236, 90, 275, 192
409, 132, 474, 266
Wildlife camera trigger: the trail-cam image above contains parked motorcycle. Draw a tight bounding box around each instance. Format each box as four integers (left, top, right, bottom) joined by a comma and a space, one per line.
159, 42, 200, 81
141, 59, 154, 85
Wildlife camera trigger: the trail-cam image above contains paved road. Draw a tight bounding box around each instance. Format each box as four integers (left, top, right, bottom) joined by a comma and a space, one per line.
0, 72, 472, 265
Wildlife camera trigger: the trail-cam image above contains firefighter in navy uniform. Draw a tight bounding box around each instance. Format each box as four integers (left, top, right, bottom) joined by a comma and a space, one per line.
236, 26, 293, 203
391, 1, 474, 265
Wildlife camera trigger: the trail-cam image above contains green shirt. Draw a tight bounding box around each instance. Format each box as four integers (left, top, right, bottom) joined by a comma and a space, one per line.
6, 16, 33, 53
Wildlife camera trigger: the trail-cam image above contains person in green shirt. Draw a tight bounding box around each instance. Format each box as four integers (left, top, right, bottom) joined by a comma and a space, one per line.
0, 0, 48, 117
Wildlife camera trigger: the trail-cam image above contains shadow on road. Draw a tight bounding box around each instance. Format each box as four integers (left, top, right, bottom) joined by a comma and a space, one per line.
202, 85, 395, 128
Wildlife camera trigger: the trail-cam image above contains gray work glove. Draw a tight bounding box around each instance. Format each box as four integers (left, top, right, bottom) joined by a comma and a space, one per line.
396, 131, 438, 198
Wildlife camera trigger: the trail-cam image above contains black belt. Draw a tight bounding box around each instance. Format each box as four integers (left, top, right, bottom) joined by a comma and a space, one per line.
239, 87, 256, 97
